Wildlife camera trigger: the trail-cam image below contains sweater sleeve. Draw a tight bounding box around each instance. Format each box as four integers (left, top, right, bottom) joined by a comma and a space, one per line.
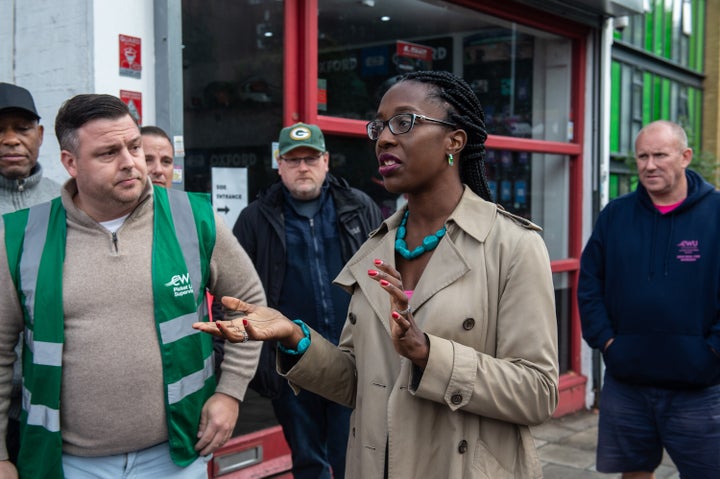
207, 215, 267, 401
577, 212, 615, 351
0, 227, 25, 460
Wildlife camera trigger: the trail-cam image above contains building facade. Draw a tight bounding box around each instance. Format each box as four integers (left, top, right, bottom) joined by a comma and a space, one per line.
2, 0, 667, 421
608, 0, 709, 200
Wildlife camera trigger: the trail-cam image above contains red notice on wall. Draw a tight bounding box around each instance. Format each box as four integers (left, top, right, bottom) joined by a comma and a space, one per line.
119, 34, 142, 78
120, 90, 142, 125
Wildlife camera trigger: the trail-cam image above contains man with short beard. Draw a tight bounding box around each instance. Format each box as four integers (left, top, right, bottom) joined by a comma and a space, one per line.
233, 123, 383, 479
0, 93, 265, 479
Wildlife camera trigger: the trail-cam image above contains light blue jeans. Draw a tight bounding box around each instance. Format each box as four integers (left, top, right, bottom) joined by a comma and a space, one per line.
62, 442, 211, 478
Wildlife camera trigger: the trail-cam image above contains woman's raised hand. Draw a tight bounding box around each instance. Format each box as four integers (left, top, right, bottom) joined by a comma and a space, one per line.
367, 259, 429, 368
192, 297, 296, 344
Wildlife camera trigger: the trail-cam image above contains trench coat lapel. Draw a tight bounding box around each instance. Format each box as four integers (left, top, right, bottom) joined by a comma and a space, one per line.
339, 187, 498, 334
345, 230, 473, 332
410, 191, 497, 326
409, 235, 470, 327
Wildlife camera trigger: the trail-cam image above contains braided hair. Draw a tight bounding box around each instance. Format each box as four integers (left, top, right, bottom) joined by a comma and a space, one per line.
397, 70, 493, 202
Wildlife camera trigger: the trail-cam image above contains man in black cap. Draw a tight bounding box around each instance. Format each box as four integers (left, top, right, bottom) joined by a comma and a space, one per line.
0, 82, 59, 214
0, 82, 60, 466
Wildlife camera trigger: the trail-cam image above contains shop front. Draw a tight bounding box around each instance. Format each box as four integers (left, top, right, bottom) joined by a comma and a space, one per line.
0, 0, 643, 476
179, 0, 638, 424
176, 1, 641, 475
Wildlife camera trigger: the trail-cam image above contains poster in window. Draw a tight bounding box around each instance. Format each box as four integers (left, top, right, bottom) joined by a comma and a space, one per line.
318, 37, 452, 119
395, 40, 433, 73
463, 29, 534, 137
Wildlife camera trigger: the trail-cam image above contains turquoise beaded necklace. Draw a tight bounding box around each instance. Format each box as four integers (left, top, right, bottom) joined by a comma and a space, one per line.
395, 210, 447, 260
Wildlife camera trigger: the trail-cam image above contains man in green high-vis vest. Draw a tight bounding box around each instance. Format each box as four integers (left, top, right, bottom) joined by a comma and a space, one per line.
0, 94, 266, 479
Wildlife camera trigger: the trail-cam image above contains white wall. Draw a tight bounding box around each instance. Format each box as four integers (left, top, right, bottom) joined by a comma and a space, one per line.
0, 0, 157, 185
0, 0, 14, 79
0, 0, 92, 184
93, 0, 156, 122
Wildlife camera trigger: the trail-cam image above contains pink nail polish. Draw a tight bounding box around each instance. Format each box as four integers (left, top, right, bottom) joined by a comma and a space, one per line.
368, 269, 378, 276
380, 279, 389, 286
243, 319, 248, 327
374, 259, 383, 265
391, 311, 400, 319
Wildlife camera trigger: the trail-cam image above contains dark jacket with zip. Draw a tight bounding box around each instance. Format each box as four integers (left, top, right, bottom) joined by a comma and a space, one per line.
233, 174, 383, 397
578, 169, 720, 388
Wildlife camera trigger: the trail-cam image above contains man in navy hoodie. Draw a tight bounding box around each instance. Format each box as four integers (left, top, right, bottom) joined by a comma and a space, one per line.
578, 120, 720, 479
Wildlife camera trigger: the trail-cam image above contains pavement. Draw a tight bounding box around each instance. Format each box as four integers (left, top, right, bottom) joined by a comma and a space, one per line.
532, 408, 680, 478
240, 391, 681, 478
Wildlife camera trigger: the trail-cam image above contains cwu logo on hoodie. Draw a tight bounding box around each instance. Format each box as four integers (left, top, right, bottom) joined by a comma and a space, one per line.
676, 240, 700, 262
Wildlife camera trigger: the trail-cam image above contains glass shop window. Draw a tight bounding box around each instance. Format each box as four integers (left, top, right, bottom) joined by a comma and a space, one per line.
181, 0, 285, 203
485, 151, 571, 261
317, 0, 573, 142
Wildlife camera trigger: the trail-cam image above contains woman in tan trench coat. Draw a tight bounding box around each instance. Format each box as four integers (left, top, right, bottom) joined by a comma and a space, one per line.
195, 70, 558, 478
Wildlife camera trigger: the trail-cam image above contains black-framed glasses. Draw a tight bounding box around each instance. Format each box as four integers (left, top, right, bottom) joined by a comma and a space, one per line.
279, 152, 324, 168
366, 113, 456, 141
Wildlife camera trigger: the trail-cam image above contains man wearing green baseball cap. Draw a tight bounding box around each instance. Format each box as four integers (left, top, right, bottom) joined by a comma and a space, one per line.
233, 122, 383, 479
275, 122, 329, 200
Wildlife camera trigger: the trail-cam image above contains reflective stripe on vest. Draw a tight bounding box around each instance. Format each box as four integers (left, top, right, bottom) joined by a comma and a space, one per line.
161, 189, 205, 346
18, 201, 52, 324
25, 331, 62, 366
160, 312, 204, 344
168, 355, 214, 405
168, 189, 202, 305
22, 385, 60, 432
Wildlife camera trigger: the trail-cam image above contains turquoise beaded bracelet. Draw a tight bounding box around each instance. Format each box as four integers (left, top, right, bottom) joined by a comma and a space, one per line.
278, 319, 311, 355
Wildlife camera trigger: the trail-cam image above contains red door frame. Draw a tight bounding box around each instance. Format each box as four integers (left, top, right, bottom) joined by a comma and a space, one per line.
283, 0, 590, 416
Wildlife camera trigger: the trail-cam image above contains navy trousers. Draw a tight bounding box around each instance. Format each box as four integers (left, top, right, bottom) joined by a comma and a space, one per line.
272, 380, 352, 479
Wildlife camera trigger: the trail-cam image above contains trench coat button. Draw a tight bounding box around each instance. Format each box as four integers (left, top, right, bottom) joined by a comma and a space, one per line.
451, 393, 462, 405
348, 312, 357, 324
462, 318, 475, 330
458, 439, 468, 453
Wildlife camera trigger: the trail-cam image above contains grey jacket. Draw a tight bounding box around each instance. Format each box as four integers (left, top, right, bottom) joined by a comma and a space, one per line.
0, 164, 60, 215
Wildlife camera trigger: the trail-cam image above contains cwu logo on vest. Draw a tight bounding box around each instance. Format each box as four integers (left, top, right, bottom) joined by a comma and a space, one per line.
164, 273, 195, 297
